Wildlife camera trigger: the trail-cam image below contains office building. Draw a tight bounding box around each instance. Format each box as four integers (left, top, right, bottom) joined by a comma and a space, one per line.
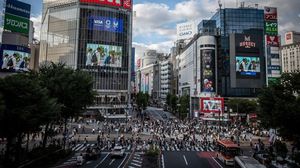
40, 0, 132, 117
211, 7, 266, 97
281, 31, 300, 72
160, 58, 172, 101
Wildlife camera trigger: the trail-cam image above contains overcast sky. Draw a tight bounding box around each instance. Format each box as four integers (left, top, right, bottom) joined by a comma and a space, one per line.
16, 0, 300, 58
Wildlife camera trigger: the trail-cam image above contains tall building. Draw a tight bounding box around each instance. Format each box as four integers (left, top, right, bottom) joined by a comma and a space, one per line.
211, 7, 266, 97
159, 57, 172, 101
40, 0, 132, 117
281, 31, 300, 72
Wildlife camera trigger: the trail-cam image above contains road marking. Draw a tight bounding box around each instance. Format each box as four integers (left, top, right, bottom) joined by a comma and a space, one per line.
94, 153, 109, 168
72, 144, 81, 150
209, 147, 214, 151
212, 157, 224, 168
183, 155, 188, 166
132, 159, 142, 164
162, 154, 165, 168
200, 147, 204, 151
109, 159, 115, 165
133, 156, 142, 160
130, 162, 142, 167
117, 154, 128, 168
195, 147, 199, 151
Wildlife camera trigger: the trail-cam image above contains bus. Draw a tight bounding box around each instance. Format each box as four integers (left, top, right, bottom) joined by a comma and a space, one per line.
216, 139, 240, 166
234, 156, 266, 168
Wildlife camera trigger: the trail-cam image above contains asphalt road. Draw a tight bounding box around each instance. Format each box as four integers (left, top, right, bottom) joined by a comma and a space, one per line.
145, 107, 175, 121
162, 151, 230, 168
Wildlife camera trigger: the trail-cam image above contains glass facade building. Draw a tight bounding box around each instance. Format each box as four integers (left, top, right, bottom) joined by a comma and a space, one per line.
210, 8, 265, 97
40, 0, 132, 116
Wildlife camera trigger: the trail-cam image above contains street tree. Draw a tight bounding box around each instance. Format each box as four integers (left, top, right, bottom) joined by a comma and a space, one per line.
0, 73, 60, 165
170, 94, 177, 113
178, 95, 189, 119
258, 72, 300, 146
38, 63, 95, 146
228, 98, 257, 114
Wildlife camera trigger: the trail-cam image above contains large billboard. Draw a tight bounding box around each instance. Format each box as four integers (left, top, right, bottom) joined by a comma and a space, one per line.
200, 97, 224, 113
5, 0, 31, 18
89, 16, 123, 33
236, 56, 260, 78
201, 49, 215, 92
234, 33, 262, 79
176, 22, 196, 40
0, 44, 31, 72
4, 13, 29, 35
80, 0, 122, 7
86, 43, 122, 67
264, 7, 277, 21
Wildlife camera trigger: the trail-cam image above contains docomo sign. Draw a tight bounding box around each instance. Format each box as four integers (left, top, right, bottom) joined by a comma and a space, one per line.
200, 97, 224, 113
80, 0, 131, 9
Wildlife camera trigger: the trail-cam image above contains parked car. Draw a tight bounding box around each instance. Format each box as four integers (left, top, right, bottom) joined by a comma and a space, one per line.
110, 146, 125, 158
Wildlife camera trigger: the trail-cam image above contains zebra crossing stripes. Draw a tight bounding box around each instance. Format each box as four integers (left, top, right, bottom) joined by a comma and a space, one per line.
161, 145, 215, 152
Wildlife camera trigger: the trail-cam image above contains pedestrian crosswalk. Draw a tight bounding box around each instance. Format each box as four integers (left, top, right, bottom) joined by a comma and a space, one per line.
128, 153, 143, 168
160, 145, 215, 152
71, 143, 95, 152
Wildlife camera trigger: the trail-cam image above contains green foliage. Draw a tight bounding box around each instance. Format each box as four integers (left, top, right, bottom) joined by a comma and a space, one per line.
0, 73, 59, 138
136, 92, 148, 110
274, 140, 288, 158
166, 93, 171, 107
258, 72, 300, 143
228, 98, 257, 114
38, 63, 95, 120
178, 95, 189, 118
170, 94, 177, 113
145, 145, 160, 157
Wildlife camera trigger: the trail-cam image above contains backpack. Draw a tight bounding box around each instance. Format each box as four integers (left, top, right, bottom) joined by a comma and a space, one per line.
91, 53, 97, 63
7, 58, 13, 67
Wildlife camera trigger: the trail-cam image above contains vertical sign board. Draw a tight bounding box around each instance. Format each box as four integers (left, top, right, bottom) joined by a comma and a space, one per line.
4, 0, 31, 36
200, 49, 215, 92
264, 7, 280, 85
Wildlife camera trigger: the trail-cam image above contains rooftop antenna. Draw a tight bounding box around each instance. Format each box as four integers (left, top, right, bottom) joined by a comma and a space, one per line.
218, 0, 222, 9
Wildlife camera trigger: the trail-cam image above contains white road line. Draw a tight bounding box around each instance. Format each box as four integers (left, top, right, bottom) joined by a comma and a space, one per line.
183, 155, 188, 166
133, 156, 142, 160
117, 154, 128, 168
209, 147, 214, 151
72, 144, 81, 150
162, 154, 165, 168
130, 162, 142, 167
74, 144, 83, 151
200, 147, 204, 151
212, 157, 224, 168
195, 147, 199, 151
109, 159, 115, 165
91, 144, 95, 147
94, 153, 109, 168
132, 159, 143, 164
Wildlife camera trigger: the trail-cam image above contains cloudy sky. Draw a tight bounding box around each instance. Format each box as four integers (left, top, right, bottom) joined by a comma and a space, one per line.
15, 0, 300, 57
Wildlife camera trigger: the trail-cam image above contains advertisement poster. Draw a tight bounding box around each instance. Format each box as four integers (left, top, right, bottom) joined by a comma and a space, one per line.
200, 97, 224, 113
80, 0, 122, 7
86, 43, 122, 67
201, 49, 215, 92
5, 0, 31, 19
266, 35, 279, 46
0, 44, 31, 72
89, 16, 123, 33
265, 22, 278, 35
264, 7, 277, 21
236, 56, 260, 78
4, 13, 29, 35
123, 0, 132, 9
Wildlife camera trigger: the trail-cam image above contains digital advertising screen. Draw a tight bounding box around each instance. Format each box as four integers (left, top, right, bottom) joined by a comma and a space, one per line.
236, 56, 260, 78
0, 45, 31, 72
201, 49, 215, 92
265, 22, 278, 35
264, 7, 277, 21
200, 97, 224, 113
86, 43, 122, 67
89, 16, 123, 33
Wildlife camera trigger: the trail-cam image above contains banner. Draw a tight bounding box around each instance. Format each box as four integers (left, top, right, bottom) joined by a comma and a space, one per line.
80, 0, 122, 7
201, 49, 215, 92
123, 0, 132, 9
266, 35, 279, 46
264, 7, 277, 21
200, 97, 224, 113
265, 22, 278, 35
5, 0, 31, 19
89, 16, 123, 33
4, 13, 29, 35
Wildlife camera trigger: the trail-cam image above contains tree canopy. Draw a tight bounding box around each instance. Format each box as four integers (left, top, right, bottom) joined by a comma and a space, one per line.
258, 72, 300, 143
